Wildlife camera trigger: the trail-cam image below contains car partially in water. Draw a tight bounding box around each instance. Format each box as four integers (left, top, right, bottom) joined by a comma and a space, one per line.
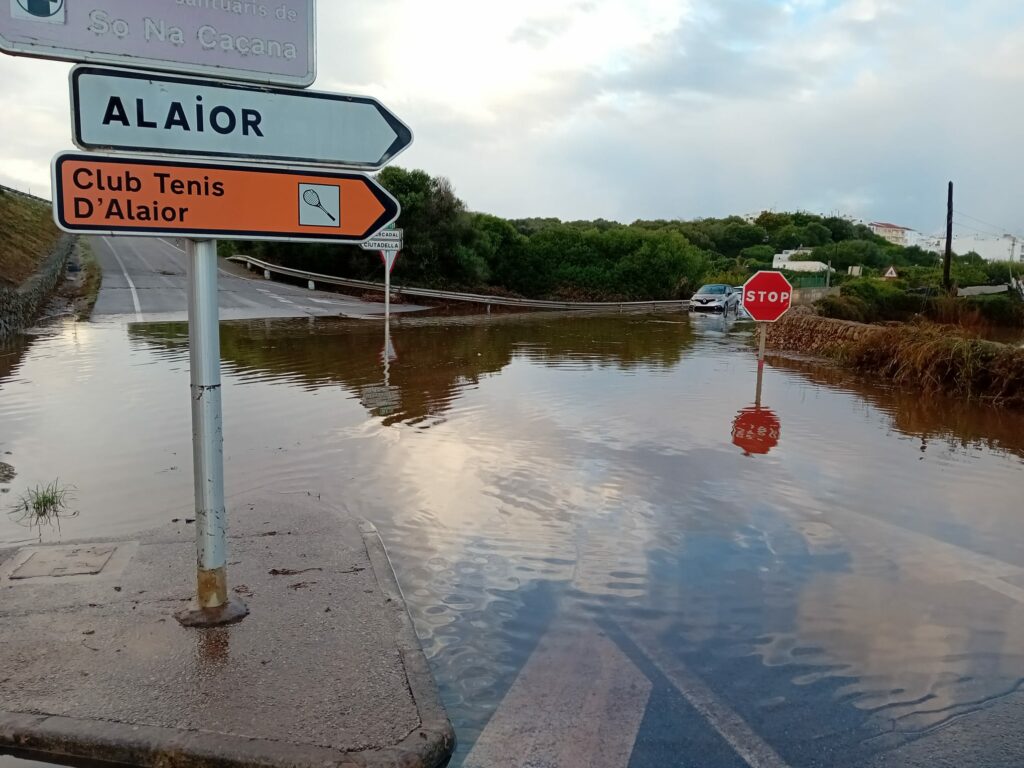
734, 285, 752, 319
690, 283, 740, 314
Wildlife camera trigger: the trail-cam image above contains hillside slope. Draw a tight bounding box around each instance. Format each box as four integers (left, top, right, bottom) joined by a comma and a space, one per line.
0, 187, 61, 288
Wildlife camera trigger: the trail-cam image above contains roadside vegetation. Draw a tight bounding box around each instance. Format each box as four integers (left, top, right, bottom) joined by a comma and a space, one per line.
67, 241, 103, 320
769, 315, 1024, 406
228, 167, 1023, 314
817, 279, 1024, 327
0, 186, 61, 288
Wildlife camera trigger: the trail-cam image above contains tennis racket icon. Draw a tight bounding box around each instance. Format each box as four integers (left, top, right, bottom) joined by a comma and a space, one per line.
302, 189, 336, 222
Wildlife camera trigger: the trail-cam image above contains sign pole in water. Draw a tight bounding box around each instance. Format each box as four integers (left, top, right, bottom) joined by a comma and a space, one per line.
175, 239, 248, 626
361, 226, 403, 321
741, 270, 794, 406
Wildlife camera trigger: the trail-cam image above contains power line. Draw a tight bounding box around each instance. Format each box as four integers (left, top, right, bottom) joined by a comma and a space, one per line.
955, 210, 1024, 239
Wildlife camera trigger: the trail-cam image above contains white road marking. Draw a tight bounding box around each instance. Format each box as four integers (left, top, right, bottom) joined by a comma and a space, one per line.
158, 238, 184, 252
465, 620, 651, 768
103, 236, 144, 323
626, 629, 791, 768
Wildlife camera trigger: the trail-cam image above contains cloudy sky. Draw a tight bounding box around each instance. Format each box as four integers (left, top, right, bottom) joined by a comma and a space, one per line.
1, 0, 1022, 237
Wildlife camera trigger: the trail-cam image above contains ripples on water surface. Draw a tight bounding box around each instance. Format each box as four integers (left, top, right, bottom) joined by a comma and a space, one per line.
2, 313, 1024, 767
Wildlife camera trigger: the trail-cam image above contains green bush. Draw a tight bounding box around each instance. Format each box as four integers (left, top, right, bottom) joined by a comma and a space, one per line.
815, 294, 870, 323
962, 294, 1024, 327
840, 279, 928, 321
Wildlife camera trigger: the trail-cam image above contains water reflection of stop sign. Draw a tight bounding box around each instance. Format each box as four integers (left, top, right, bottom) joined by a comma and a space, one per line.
732, 406, 782, 456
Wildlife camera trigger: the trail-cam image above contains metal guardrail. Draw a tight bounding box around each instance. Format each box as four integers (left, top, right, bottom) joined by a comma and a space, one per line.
229, 255, 692, 311
0, 183, 51, 205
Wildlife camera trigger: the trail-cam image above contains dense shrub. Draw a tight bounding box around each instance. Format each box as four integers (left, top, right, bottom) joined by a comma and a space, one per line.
840, 280, 928, 321
816, 294, 870, 323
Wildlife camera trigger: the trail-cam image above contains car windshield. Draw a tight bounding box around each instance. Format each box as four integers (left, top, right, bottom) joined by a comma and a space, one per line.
696, 284, 728, 295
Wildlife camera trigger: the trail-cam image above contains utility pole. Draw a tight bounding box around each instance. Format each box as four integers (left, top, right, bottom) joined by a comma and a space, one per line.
943, 181, 953, 294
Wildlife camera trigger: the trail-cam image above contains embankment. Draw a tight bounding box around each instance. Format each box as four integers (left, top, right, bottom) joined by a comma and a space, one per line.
0, 186, 75, 338
767, 314, 1024, 406
0, 236, 75, 339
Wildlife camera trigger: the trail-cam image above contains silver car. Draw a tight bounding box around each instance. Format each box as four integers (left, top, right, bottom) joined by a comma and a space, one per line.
690, 284, 740, 314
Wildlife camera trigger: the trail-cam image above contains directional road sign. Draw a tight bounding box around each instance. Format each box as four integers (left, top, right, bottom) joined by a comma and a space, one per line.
741, 271, 794, 323
0, 0, 315, 87
52, 152, 399, 244
71, 67, 413, 170
360, 228, 403, 252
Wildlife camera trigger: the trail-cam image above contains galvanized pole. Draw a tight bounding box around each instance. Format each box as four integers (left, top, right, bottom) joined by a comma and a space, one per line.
756, 323, 767, 407
176, 239, 248, 628
384, 251, 391, 320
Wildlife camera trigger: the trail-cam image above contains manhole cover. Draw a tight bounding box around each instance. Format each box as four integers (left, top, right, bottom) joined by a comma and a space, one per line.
10, 545, 117, 580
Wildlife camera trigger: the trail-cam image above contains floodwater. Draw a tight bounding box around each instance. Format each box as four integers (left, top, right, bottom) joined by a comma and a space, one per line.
3, 313, 1024, 767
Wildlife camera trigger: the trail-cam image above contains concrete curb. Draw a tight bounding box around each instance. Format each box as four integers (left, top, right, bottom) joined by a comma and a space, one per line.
0, 523, 455, 768
358, 521, 456, 768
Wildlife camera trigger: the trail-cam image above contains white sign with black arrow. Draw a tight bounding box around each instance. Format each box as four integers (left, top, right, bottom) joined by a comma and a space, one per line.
70, 66, 413, 170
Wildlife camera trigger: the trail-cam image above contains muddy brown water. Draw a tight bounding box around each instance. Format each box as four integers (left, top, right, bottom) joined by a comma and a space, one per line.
3, 313, 1024, 767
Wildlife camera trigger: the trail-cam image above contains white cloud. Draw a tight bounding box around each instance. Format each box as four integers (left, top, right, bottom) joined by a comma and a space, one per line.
0, 0, 1022, 234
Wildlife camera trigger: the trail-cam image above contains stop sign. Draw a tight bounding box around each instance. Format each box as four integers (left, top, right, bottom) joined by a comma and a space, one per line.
742, 271, 794, 323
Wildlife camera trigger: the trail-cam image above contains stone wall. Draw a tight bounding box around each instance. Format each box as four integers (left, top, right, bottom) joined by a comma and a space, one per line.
792, 286, 839, 306
766, 312, 884, 356
0, 235, 75, 340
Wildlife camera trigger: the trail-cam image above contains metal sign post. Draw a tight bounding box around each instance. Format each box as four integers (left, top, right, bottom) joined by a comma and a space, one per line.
741, 270, 794, 409
176, 239, 247, 627
361, 227, 403, 322
756, 324, 767, 406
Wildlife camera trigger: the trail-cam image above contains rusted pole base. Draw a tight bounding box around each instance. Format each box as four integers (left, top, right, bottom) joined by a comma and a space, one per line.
174, 566, 248, 627
175, 597, 250, 628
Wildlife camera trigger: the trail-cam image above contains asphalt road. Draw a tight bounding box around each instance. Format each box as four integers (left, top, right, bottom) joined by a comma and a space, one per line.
89, 235, 412, 322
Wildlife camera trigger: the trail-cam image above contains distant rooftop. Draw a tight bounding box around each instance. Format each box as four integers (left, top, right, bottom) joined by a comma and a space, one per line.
870, 222, 913, 231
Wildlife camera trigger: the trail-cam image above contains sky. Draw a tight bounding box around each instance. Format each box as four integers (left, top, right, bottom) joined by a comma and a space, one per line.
1, 0, 1022, 238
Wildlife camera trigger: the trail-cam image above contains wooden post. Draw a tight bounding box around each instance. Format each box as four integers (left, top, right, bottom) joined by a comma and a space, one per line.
943, 181, 954, 294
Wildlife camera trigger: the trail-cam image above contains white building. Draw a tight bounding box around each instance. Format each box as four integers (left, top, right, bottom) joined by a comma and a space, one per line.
773, 249, 833, 273
869, 222, 914, 246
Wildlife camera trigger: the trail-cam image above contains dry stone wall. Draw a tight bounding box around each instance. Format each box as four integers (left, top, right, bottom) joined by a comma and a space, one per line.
766, 313, 884, 356
0, 235, 75, 339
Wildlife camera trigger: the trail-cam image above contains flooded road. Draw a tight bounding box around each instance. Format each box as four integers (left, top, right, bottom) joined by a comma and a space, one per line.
3, 312, 1024, 767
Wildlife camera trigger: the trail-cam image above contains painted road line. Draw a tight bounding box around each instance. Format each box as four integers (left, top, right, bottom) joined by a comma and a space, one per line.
624, 628, 791, 768
103, 236, 143, 323
464, 619, 652, 768
52, 152, 399, 244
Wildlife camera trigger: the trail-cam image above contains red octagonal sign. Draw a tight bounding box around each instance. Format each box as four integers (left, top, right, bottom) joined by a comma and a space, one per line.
742, 271, 794, 323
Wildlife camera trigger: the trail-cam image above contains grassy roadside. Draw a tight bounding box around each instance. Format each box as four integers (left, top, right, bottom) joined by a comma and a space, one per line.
0, 187, 61, 287
74, 240, 102, 320
767, 314, 1024, 407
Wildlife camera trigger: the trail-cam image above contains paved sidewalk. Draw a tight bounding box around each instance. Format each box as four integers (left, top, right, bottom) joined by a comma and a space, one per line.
0, 492, 454, 768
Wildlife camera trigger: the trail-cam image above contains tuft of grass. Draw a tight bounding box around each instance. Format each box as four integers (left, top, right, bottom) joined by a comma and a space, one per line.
8, 480, 78, 538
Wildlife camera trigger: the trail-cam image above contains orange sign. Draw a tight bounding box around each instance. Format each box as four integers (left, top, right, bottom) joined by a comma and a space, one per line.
52, 152, 399, 243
